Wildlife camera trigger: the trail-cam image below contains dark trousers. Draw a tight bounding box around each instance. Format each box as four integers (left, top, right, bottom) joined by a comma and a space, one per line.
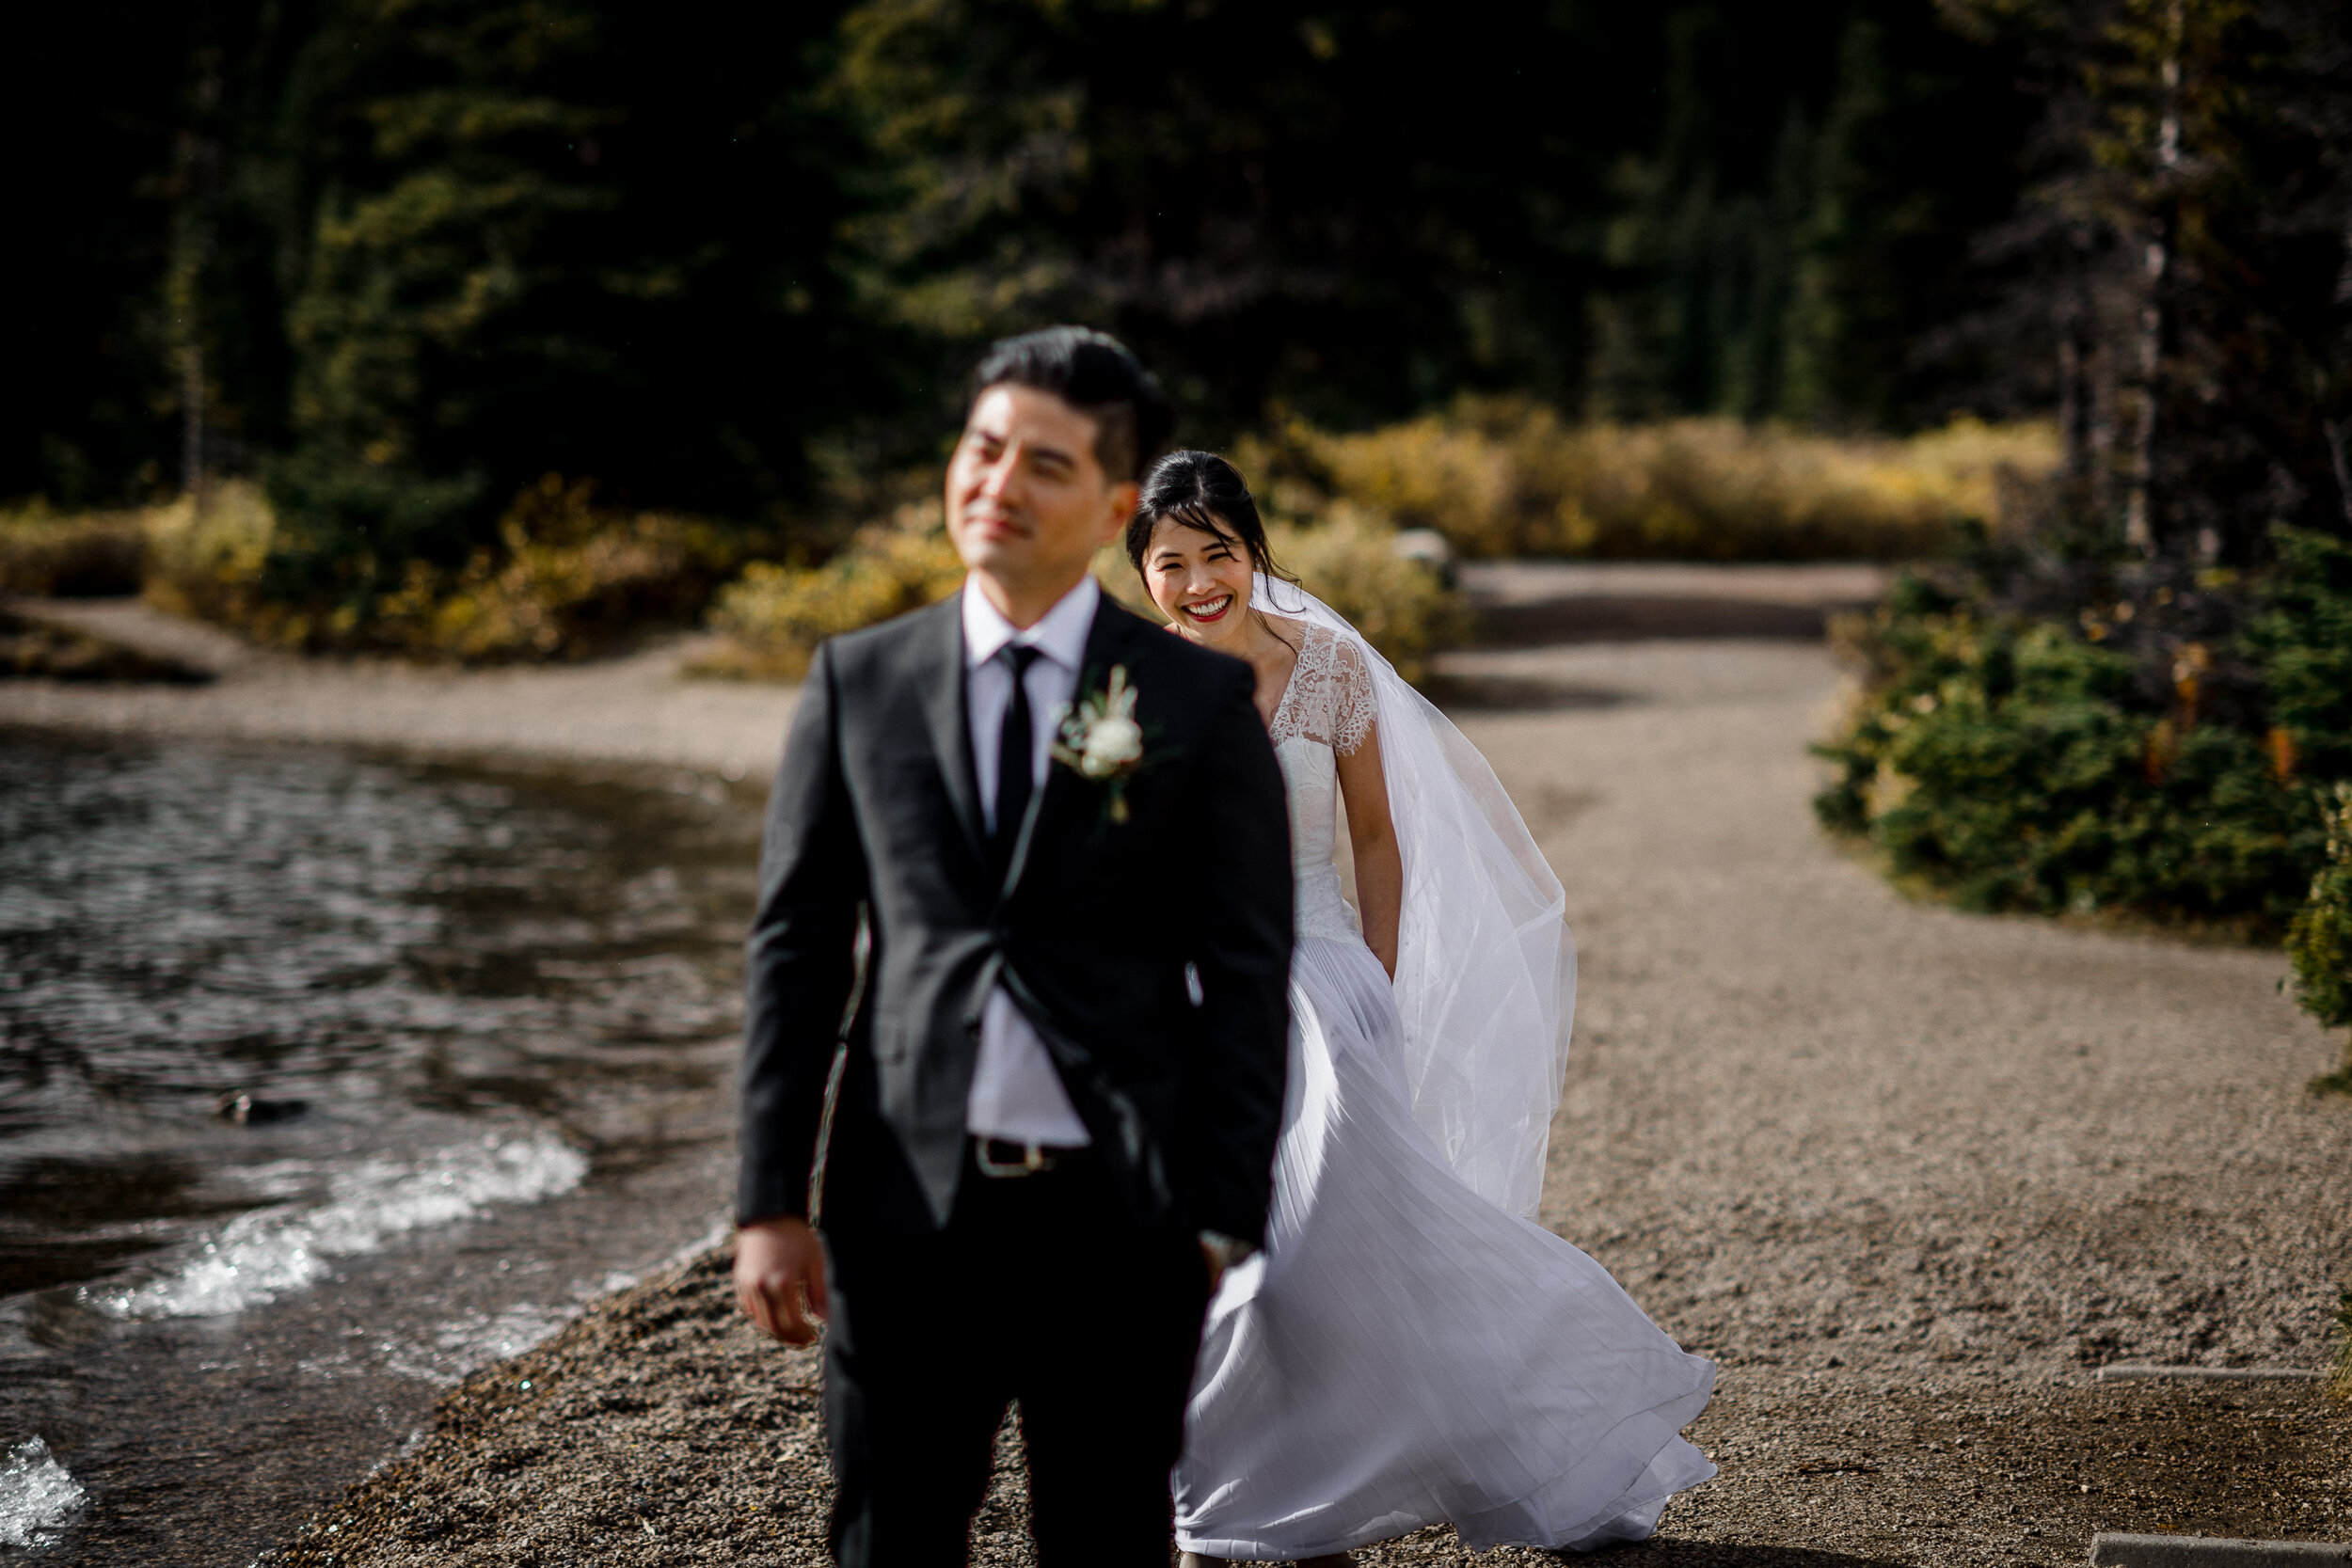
821, 1148, 1211, 1567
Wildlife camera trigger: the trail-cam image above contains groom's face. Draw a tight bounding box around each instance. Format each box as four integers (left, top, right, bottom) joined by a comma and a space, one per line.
946, 385, 1138, 612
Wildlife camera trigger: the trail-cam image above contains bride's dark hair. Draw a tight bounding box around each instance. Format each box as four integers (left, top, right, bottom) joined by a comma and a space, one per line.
1125, 450, 1295, 591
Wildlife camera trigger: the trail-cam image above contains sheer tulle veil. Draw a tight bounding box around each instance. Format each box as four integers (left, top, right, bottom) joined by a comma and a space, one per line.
1250, 572, 1576, 1219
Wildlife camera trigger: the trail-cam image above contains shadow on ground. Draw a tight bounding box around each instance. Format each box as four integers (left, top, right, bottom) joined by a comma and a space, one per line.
1474, 596, 1855, 647
1426, 672, 1634, 712
1595, 1545, 1900, 1566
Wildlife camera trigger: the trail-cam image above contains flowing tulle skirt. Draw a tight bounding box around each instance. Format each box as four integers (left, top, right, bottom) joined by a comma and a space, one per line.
1173, 935, 1717, 1560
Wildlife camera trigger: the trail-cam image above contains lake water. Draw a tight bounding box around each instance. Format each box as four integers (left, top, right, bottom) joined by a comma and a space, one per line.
0, 727, 760, 1563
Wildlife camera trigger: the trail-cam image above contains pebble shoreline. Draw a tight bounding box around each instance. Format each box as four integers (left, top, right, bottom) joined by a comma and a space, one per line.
257, 1249, 2352, 1568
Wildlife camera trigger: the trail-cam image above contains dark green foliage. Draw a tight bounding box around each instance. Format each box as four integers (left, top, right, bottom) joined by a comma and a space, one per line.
1816, 593, 2324, 930
1819, 527, 2352, 934
262, 0, 858, 619
2272, 528, 2352, 1075
9, 0, 860, 633
5, 2, 239, 504
1948, 0, 2352, 572
1812, 0, 2352, 1038
828, 0, 2028, 438
14, 0, 2347, 661
1590, 8, 2035, 425
2248, 530, 2352, 785
2288, 784, 2352, 1049
7, 1, 2049, 527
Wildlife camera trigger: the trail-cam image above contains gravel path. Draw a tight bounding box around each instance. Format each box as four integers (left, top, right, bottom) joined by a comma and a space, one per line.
8, 591, 2349, 1564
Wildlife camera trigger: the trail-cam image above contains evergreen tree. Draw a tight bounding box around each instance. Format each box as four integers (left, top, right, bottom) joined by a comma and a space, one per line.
830, 1, 2037, 438
1588, 4, 2036, 427
827, 0, 1677, 436
3, 1, 267, 503
262, 0, 858, 612
1953, 0, 2352, 566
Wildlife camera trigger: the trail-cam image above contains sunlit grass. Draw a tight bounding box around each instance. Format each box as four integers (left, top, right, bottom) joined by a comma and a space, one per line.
1280, 398, 2055, 562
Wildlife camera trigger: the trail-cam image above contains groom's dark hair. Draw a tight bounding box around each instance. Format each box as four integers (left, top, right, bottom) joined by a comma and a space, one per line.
970, 325, 1174, 483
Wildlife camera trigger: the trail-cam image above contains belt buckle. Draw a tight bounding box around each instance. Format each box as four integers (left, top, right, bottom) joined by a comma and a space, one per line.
975, 1138, 1053, 1179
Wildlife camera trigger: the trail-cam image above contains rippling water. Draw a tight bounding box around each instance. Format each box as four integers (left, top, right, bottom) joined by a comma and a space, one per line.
0, 727, 760, 1564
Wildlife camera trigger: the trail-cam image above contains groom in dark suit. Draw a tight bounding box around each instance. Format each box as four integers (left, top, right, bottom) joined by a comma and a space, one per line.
734, 327, 1295, 1566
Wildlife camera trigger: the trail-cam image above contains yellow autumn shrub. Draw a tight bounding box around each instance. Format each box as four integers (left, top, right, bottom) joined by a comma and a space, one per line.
144, 475, 739, 660
695, 502, 967, 679
1298, 398, 2055, 561
705, 499, 1462, 686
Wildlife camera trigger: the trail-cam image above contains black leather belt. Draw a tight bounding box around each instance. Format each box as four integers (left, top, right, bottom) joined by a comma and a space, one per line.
972, 1136, 1087, 1178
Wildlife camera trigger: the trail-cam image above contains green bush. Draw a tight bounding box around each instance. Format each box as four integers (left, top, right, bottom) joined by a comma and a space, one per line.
0, 505, 148, 596
1815, 530, 2352, 940
2293, 784, 2352, 1094
2247, 529, 2352, 785
1269, 399, 2056, 562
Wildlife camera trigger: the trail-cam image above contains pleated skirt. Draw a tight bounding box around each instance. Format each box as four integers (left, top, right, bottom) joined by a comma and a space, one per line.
1172, 935, 1717, 1560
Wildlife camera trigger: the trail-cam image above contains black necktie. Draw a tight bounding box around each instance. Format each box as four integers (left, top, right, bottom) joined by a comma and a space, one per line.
993, 644, 1043, 870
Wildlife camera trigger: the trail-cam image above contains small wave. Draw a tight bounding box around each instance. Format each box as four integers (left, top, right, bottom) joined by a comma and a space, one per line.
0, 1438, 86, 1549
380, 1302, 579, 1386
89, 1131, 589, 1320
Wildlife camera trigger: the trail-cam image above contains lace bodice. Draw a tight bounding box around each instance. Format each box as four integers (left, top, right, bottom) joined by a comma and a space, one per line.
1270, 625, 1377, 944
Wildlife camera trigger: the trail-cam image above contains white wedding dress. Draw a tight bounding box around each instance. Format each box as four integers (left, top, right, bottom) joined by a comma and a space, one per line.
1172, 608, 1717, 1561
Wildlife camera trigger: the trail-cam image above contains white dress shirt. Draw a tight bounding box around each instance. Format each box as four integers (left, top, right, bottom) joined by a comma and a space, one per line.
961, 574, 1097, 1148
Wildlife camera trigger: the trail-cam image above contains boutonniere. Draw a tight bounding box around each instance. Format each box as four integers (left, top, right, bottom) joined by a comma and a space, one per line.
1050, 664, 1149, 823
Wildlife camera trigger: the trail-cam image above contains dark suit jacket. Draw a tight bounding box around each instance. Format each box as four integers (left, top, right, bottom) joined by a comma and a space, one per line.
737, 591, 1294, 1244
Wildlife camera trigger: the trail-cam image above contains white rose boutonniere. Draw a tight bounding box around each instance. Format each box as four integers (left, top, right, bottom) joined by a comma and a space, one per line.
1051, 665, 1150, 823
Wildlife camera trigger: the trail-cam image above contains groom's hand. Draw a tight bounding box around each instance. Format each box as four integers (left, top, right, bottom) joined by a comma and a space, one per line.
1198, 1229, 1254, 1292
734, 1217, 829, 1346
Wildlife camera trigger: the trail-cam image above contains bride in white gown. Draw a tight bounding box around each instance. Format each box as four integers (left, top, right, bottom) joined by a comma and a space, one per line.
1123, 452, 1718, 1564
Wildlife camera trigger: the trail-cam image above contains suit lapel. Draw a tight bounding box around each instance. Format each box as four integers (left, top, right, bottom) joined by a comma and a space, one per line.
917, 597, 988, 866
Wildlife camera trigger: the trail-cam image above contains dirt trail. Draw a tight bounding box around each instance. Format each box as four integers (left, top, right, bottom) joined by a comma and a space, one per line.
7, 588, 2347, 1564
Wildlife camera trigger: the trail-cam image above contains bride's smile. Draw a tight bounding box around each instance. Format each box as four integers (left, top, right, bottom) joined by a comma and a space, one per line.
1144, 523, 1259, 651
1136, 507, 1310, 740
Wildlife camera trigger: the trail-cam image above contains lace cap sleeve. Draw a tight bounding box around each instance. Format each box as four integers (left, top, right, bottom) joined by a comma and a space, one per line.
1331, 634, 1378, 756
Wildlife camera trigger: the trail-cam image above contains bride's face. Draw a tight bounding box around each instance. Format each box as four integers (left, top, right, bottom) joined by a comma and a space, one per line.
1141, 515, 1258, 647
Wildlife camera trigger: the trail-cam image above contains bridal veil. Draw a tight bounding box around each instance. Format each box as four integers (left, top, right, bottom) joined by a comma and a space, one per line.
1248, 573, 1575, 1219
